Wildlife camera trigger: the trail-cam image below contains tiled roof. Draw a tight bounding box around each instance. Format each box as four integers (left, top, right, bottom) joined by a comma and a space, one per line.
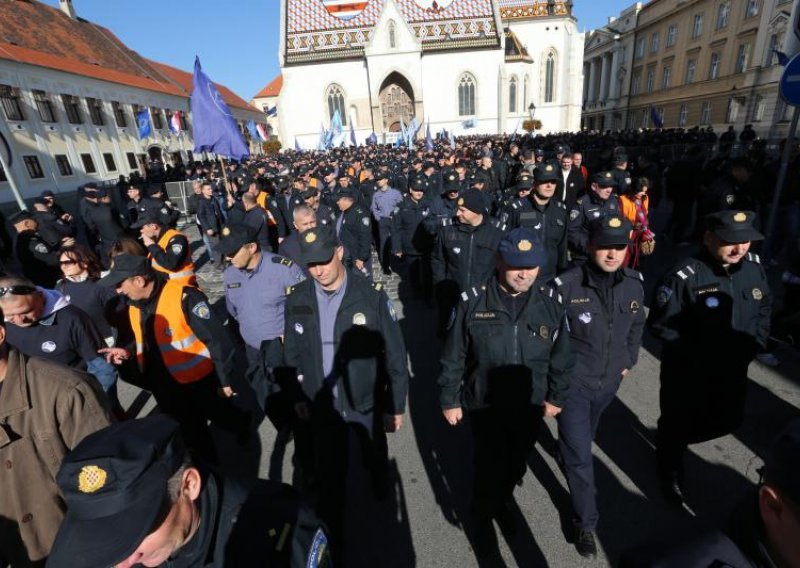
254, 75, 283, 99
0, 0, 257, 113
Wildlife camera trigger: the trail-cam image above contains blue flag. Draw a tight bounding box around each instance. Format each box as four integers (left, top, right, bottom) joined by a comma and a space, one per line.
425, 121, 433, 151
266, 105, 278, 117
450, 130, 456, 150
137, 108, 152, 139
190, 56, 249, 160
295, 137, 302, 152
246, 120, 260, 142
350, 120, 357, 147
650, 106, 663, 129
366, 132, 378, 145
774, 50, 789, 66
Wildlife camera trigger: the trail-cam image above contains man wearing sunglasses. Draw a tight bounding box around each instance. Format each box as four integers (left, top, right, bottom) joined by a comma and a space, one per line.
10, 210, 73, 288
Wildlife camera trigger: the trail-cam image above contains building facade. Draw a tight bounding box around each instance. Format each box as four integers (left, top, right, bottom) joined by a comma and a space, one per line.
0, 0, 264, 205
582, 0, 799, 138
252, 75, 283, 140
277, 0, 585, 147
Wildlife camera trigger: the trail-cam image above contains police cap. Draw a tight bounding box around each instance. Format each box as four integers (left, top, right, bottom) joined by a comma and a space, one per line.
374, 171, 389, 181
613, 154, 629, 165
48, 415, 186, 568
456, 188, 486, 215
298, 225, 340, 265
130, 212, 165, 229
443, 172, 460, 193
409, 177, 428, 192
589, 215, 632, 247
9, 210, 35, 224
592, 171, 618, 188
40, 189, 55, 198
534, 148, 545, 157
534, 163, 559, 183
498, 228, 548, 268
335, 186, 356, 200
763, 419, 800, 505
98, 254, 152, 287
705, 210, 764, 244
300, 186, 319, 199
219, 223, 259, 257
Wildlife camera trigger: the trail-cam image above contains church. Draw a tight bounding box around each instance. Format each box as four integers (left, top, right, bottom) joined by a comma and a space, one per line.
276, 0, 584, 147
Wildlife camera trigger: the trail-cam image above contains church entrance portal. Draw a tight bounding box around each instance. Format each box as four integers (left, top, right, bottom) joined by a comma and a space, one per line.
379, 72, 415, 133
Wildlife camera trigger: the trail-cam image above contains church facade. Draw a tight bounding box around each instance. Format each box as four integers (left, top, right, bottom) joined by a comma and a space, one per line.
278, 0, 584, 147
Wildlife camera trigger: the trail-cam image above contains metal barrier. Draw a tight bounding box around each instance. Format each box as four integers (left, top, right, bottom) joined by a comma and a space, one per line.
164, 181, 193, 215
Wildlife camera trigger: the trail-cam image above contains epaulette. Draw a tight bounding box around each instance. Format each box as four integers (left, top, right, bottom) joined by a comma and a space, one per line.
746, 252, 761, 264
285, 285, 295, 296
556, 201, 567, 210
460, 285, 485, 302
622, 267, 644, 281
672, 262, 697, 281
372, 282, 384, 292
541, 285, 563, 304
272, 255, 294, 267
491, 219, 507, 231
440, 217, 453, 227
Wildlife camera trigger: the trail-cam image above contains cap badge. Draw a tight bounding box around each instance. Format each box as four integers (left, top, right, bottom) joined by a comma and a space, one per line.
221, 227, 231, 236
733, 212, 747, 223
630, 300, 640, 313
539, 325, 550, 340
517, 239, 533, 252
605, 172, 612, 179
458, 198, 465, 206
609, 217, 622, 228
304, 232, 317, 244
78, 465, 107, 493
545, 165, 553, 172
752, 288, 763, 300
353, 313, 367, 326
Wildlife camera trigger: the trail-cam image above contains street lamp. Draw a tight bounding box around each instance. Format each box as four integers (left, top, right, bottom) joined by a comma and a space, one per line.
528, 102, 536, 121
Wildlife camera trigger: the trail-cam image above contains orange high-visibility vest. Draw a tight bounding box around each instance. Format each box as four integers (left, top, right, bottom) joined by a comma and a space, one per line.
129, 280, 214, 384
256, 192, 278, 226
150, 229, 196, 288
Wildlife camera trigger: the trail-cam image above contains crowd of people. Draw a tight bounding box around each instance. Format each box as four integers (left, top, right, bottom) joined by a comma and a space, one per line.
0, 125, 799, 568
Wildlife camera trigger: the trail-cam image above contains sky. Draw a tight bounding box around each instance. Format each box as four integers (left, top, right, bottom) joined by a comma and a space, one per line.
42, 0, 634, 102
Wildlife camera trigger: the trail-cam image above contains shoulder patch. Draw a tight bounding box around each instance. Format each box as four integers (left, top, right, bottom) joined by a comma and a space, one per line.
191, 301, 211, 320
673, 262, 697, 281
272, 256, 294, 267
542, 286, 564, 304
461, 286, 484, 302
746, 252, 761, 264
556, 201, 566, 210
569, 209, 580, 221
372, 282, 383, 292
285, 286, 295, 296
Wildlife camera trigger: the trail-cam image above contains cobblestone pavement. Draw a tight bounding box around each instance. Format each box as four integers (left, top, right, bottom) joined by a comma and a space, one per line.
116, 221, 800, 568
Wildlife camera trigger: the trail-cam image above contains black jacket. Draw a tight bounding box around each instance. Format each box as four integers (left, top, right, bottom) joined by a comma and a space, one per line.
338, 204, 372, 264
32, 210, 72, 248
391, 195, 434, 256
196, 196, 224, 234
431, 219, 504, 291
556, 168, 585, 211
282, 272, 409, 416
502, 197, 568, 281
438, 278, 573, 410
13, 230, 61, 287
84, 203, 126, 243
567, 193, 621, 261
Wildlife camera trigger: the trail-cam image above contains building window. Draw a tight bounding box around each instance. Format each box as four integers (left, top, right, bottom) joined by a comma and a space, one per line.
716, 1, 730, 29
509, 76, 517, 113
631, 71, 641, 95
23, 156, 44, 179
778, 98, 792, 121
650, 32, 659, 53
766, 34, 779, 66
666, 25, 677, 47
692, 14, 704, 39
685, 59, 696, 84
726, 97, 741, 123
0, 85, 25, 121
126, 152, 137, 169
326, 84, 347, 125
81, 153, 97, 174
635, 37, 645, 58
62, 94, 83, 124
752, 95, 765, 121
642, 109, 650, 129
735, 44, 750, 73
700, 101, 712, 124
33, 90, 57, 122
745, 0, 759, 17
661, 66, 672, 89
544, 52, 556, 103
112, 101, 128, 127
54, 154, 72, 176
151, 108, 165, 130
679, 104, 689, 126
87, 97, 104, 126
646, 68, 655, 93
388, 20, 396, 49
709, 52, 721, 80
458, 74, 476, 116
103, 153, 117, 172
523, 75, 529, 109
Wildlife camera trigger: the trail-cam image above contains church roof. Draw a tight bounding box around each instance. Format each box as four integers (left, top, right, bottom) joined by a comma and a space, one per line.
254, 75, 283, 99
285, 0, 500, 64
504, 28, 532, 62
496, 1, 573, 22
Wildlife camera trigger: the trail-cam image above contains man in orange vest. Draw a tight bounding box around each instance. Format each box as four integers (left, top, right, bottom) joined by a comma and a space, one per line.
99, 254, 251, 461
133, 212, 197, 287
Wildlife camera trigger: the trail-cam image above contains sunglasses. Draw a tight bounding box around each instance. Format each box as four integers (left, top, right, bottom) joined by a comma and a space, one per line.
0, 285, 37, 298
59, 259, 78, 266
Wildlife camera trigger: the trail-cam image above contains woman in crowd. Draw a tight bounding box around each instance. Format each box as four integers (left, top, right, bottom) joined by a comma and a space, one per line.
620, 177, 655, 268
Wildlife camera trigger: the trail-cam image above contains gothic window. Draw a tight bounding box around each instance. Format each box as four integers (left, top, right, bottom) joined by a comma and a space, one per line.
388, 20, 396, 49
509, 76, 517, 113
544, 52, 556, 103
326, 84, 347, 126
458, 74, 476, 116
523, 75, 529, 109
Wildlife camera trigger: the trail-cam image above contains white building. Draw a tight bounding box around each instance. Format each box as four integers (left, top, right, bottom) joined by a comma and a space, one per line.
0, 0, 264, 205
277, 0, 585, 147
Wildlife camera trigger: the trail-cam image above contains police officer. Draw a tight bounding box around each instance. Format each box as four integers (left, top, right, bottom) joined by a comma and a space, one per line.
552, 216, 645, 557
47, 415, 330, 568
503, 163, 569, 284
279, 204, 318, 270
568, 171, 622, 264
133, 212, 196, 288
31, 197, 73, 248
371, 173, 404, 275
611, 154, 632, 195
438, 228, 573, 554
391, 178, 434, 300
282, 226, 409, 565
648, 210, 770, 505
428, 171, 461, 224
431, 188, 504, 335
334, 186, 372, 278
84, 188, 127, 264
302, 186, 337, 227
11, 210, 71, 287
100, 254, 251, 460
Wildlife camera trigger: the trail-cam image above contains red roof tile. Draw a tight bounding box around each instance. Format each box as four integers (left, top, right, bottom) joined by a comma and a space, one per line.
254, 75, 283, 99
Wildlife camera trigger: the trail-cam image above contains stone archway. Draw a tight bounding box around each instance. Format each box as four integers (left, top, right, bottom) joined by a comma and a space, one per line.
378, 72, 415, 132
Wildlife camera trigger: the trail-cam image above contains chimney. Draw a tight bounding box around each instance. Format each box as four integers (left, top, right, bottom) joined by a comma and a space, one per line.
59, 0, 76, 19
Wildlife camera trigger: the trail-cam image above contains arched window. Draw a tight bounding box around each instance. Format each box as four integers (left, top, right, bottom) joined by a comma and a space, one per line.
544, 52, 556, 103
326, 84, 347, 126
458, 73, 476, 116
388, 20, 396, 49
509, 76, 517, 113
523, 75, 529, 109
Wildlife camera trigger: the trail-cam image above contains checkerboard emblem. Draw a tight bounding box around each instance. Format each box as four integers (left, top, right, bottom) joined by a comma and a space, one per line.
320, 0, 370, 21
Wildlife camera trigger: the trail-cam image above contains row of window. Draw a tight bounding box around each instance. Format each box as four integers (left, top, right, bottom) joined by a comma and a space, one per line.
635, 0, 759, 59
0, 151, 143, 183
0, 86, 188, 131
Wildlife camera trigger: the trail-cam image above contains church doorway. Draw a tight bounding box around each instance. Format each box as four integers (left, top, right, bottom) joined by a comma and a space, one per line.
379, 72, 415, 132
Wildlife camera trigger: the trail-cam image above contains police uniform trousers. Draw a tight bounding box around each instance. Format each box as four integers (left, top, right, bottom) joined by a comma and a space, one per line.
244, 341, 294, 432
399, 253, 432, 301
469, 404, 543, 519
376, 217, 394, 274
557, 379, 620, 530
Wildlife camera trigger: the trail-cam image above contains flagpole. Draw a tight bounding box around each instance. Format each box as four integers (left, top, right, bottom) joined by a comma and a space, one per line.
0, 149, 27, 211
217, 155, 234, 202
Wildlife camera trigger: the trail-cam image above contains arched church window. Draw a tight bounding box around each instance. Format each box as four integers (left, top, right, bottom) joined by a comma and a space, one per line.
326, 84, 347, 126
544, 52, 556, 103
388, 20, 397, 49
509, 76, 518, 113
458, 73, 476, 116
523, 75, 529, 108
